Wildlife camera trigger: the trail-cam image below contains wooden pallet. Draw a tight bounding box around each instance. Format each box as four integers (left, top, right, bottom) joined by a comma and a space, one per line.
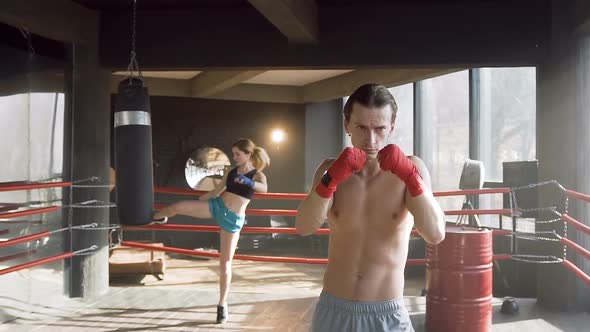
109, 243, 166, 280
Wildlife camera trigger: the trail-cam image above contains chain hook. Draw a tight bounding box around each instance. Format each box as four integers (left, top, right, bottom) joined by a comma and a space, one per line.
126, 0, 143, 84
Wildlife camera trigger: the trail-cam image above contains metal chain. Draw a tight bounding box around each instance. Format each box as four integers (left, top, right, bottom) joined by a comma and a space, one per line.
49, 223, 98, 235
563, 196, 569, 260
48, 223, 119, 236
510, 254, 563, 264
73, 245, 99, 256
510, 180, 565, 213
507, 181, 570, 263
512, 180, 565, 192
509, 190, 519, 217
534, 217, 563, 224
71, 184, 112, 188
71, 176, 112, 188
510, 182, 567, 224
131, 0, 137, 63
18, 28, 35, 55
520, 205, 559, 214
513, 231, 561, 242
83, 224, 120, 231
109, 228, 124, 249
524, 206, 562, 224
72, 176, 101, 184
64, 200, 116, 209
125, 0, 143, 82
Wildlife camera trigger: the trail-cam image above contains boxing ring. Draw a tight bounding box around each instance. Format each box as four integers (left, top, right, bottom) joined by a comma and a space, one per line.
1, 178, 589, 330
0, 178, 113, 276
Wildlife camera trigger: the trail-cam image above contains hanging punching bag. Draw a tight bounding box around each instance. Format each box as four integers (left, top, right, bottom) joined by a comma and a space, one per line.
114, 77, 154, 225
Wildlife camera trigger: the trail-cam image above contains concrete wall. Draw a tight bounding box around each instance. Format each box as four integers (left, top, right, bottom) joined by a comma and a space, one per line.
536, 1, 590, 311
304, 99, 344, 192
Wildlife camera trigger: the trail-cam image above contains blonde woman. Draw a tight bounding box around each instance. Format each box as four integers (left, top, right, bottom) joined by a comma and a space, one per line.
154, 138, 270, 323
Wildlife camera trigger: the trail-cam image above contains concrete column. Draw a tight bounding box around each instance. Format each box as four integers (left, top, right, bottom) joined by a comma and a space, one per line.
304, 99, 344, 192
63, 43, 111, 298
536, 2, 590, 310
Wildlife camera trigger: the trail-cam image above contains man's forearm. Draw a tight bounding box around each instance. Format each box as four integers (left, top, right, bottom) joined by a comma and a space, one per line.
409, 190, 445, 244
296, 192, 330, 236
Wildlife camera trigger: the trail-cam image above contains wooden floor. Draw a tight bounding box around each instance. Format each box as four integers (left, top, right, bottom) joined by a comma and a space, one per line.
1, 255, 588, 331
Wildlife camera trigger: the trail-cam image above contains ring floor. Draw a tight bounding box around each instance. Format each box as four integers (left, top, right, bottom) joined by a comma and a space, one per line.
1, 255, 588, 331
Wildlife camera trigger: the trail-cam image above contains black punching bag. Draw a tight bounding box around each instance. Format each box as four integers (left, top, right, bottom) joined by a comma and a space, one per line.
114, 78, 154, 225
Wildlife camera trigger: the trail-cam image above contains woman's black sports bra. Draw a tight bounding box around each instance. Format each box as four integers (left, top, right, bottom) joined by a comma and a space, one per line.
225, 168, 257, 199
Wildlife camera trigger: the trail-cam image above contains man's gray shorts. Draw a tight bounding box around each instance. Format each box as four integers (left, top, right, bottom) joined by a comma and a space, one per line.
310, 291, 414, 332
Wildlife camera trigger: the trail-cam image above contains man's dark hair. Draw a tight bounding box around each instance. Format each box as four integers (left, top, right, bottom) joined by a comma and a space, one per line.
343, 83, 398, 123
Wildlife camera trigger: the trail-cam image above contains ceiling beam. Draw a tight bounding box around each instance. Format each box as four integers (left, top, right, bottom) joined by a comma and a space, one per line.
111, 75, 302, 104
209, 83, 303, 104
0, 0, 98, 44
191, 70, 265, 97
111, 75, 191, 98
0, 72, 64, 96
111, 68, 462, 104
248, 0, 318, 44
302, 68, 462, 103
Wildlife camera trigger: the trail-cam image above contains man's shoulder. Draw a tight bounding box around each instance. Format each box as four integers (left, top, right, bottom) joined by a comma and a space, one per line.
407, 155, 427, 169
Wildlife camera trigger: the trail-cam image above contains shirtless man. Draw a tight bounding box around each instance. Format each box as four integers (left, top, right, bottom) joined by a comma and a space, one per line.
296, 84, 445, 332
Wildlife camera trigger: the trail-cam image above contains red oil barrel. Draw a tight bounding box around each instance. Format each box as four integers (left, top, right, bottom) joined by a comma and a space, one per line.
425, 225, 493, 332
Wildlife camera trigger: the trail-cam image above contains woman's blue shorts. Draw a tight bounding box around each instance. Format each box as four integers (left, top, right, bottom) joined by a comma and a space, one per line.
208, 197, 245, 233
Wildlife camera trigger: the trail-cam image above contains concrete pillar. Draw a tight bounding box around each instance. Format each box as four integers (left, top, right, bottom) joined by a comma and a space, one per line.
304, 99, 344, 192
63, 44, 111, 298
536, 2, 590, 311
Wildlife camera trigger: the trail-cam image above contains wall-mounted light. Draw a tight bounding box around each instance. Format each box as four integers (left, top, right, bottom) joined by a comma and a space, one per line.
271, 128, 286, 144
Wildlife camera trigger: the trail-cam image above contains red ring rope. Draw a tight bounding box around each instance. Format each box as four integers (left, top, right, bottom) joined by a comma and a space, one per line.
153, 204, 512, 218
443, 209, 512, 216
560, 237, 590, 261
0, 206, 59, 219
434, 188, 511, 197
0, 252, 74, 276
562, 214, 590, 237
154, 187, 307, 200
123, 224, 330, 235
125, 224, 509, 237
0, 181, 71, 192
565, 189, 590, 204
121, 241, 328, 264
120, 241, 514, 266
0, 231, 51, 248
154, 187, 512, 200
562, 259, 590, 286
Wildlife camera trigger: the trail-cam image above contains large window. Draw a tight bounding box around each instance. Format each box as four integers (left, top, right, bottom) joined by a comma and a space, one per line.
478, 67, 536, 180
388, 84, 414, 155
0, 92, 66, 316
418, 71, 470, 213
477, 67, 536, 227
0, 93, 65, 193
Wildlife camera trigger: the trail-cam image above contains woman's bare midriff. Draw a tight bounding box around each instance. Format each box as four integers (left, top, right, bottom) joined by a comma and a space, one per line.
220, 191, 250, 216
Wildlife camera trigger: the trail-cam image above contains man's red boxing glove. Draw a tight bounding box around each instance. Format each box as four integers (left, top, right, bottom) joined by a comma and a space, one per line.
315, 147, 366, 198
377, 144, 424, 197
